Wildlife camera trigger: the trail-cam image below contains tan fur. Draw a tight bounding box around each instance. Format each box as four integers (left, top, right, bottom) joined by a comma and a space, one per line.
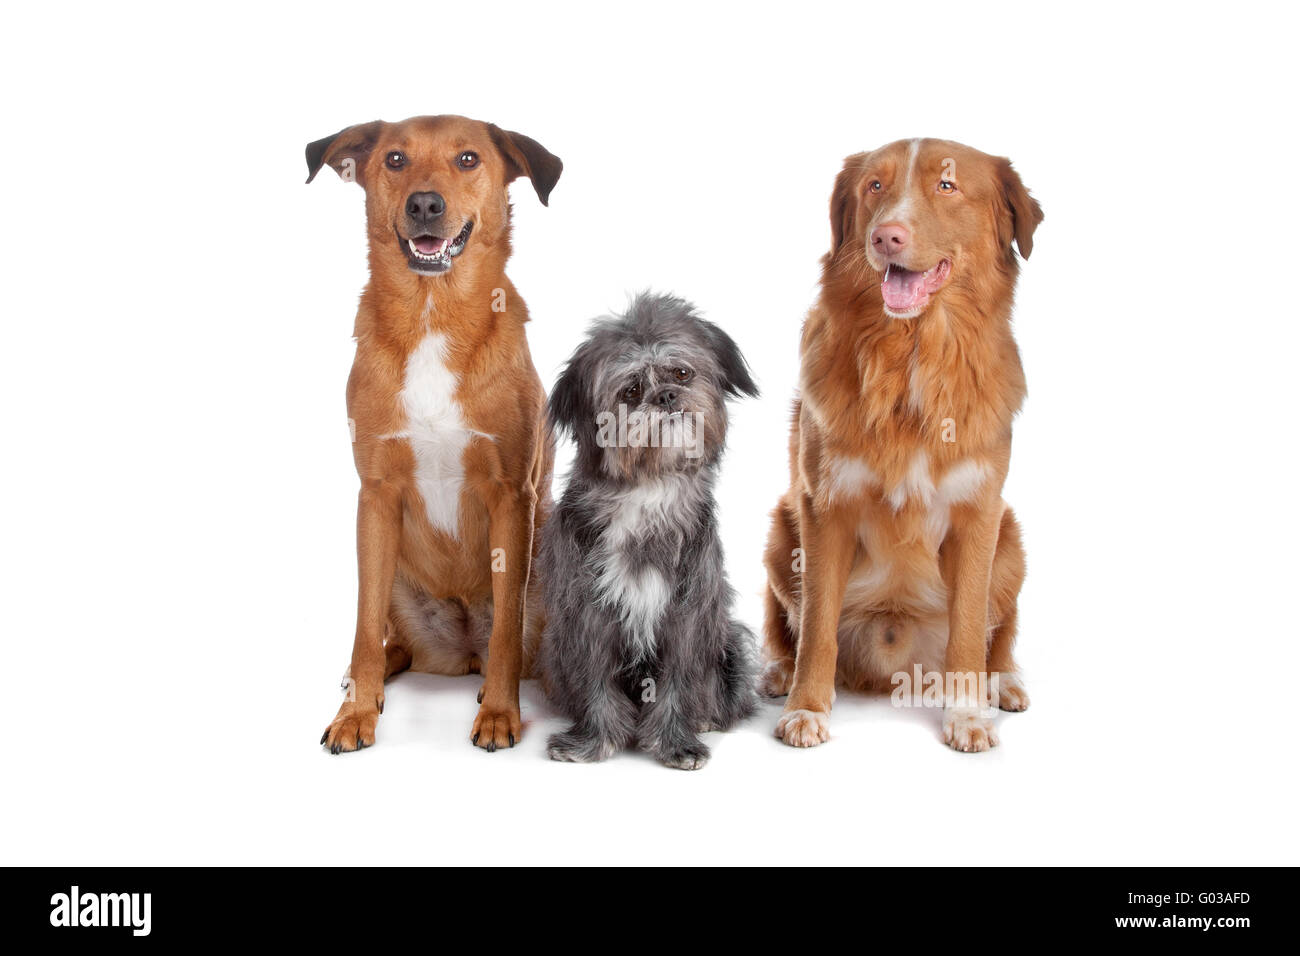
763, 138, 1041, 751
314, 115, 560, 753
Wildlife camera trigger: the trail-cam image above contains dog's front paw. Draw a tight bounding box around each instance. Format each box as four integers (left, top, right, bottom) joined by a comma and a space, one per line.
320, 701, 380, 754
989, 672, 1030, 712
758, 658, 794, 697
942, 706, 999, 753
659, 742, 710, 771
775, 708, 830, 748
471, 698, 521, 752
547, 730, 617, 763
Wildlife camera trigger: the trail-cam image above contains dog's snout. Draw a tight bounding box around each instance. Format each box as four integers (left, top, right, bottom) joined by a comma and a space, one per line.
870, 222, 910, 257
405, 191, 446, 226
653, 387, 679, 410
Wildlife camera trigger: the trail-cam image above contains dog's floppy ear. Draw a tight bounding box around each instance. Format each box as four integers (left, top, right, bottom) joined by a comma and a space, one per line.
548, 351, 590, 440
305, 121, 383, 185
830, 155, 864, 255
701, 320, 759, 399
488, 125, 563, 206
997, 158, 1043, 260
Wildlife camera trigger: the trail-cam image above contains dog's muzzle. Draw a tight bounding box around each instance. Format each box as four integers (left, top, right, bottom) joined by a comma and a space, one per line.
398, 220, 473, 275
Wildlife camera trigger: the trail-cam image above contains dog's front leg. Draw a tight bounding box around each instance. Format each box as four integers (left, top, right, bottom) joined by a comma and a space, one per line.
322, 476, 402, 753
776, 492, 856, 748
940, 506, 1001, 752
472, 483, 535, 751
547, 683, 638, 764
638, 634, 711, 771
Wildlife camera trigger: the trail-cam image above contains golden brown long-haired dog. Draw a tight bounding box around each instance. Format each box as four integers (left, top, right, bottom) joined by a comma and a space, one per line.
307, 115, 561, 753
762, 138, 1041, 752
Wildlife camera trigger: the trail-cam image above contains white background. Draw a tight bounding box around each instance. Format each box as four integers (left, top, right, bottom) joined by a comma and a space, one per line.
2, 0, 1297, 866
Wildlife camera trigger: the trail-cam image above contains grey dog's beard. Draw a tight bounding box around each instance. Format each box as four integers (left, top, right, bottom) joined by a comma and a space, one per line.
602, 442, 697, 481
596, 403, 725, 482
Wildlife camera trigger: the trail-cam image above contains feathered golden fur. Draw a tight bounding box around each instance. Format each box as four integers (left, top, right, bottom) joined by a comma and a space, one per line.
761, 138, 1042, 752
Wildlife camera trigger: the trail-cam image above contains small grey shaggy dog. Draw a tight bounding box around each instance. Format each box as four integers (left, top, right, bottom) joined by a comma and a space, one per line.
539, 292, 760, 770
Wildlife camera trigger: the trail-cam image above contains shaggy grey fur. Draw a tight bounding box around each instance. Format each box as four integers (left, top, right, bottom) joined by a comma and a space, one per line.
539, 292, 760, 770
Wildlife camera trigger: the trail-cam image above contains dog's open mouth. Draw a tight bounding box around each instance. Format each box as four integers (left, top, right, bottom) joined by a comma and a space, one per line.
399, 221, 473, 275
880, 259, 951, 318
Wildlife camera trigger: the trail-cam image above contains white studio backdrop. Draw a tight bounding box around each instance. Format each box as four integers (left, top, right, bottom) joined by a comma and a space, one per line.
1, 0, 1297, 865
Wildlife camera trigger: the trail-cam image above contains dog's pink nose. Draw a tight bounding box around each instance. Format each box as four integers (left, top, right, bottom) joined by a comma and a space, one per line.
871, 223, 910, 257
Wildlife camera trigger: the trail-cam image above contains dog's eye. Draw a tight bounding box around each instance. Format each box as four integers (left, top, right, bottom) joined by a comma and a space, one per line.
869, 180, 883, 193
672, 367, 693, 383
622, 383, 642, 404
385, 151, 406, 170
938, 180, 956, 193
458, 151, 480, 170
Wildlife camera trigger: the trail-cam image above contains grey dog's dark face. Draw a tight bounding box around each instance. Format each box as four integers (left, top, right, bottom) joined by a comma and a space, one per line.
550, 293, 759, 482
592, 346, 724, 479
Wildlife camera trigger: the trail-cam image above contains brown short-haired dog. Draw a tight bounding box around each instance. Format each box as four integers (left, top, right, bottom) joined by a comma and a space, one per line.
762, 138, 1041, 752
308, 115, 561, 753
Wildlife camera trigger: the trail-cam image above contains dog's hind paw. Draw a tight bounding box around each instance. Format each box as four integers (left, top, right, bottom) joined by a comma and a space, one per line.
942, 707, 999, 753
775, 708, 830, 748
989, 672, 1030, 712
758, 658, 794, 697
320, 702, 380, 754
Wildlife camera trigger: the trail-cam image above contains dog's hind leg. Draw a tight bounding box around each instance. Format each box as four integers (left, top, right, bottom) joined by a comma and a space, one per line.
759, 498, 801, 697
383, 615, 412, 679
387, 579, 488, 677
986, 506, 1029, 712
707, 620, 759, 731
759, 586, 797, 697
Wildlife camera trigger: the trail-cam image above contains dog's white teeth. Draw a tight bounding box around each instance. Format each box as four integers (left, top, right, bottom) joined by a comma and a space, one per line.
884, 264, 892, 281
408, 238, 449, 262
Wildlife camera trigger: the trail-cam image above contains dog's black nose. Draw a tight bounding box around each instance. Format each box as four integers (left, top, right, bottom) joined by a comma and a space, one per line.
655, 388, 679, 409
405, 191, 445, 226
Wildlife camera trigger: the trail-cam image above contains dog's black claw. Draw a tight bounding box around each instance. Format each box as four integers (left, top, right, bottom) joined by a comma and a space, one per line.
508, 733, 516, 748
377, 699, 384, 714
320, 730, 328, 745
485, 740, 497, 753
477, 687, 485, 704
472, 732, 480, 746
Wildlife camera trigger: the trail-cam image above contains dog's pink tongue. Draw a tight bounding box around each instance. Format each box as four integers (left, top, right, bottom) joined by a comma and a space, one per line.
881, 265, 926, 311
413, 237, 441, 255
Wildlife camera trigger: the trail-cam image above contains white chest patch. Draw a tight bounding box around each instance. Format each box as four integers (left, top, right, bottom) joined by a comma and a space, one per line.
387, 333, 478, 539
937, 458, 991, 506
887, 451, 937, 511
920, 455, 990, 547
826, 455, 881, 503
593, 478, 683, 657
882, 452, 991, 545
846, 455, 990, 613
